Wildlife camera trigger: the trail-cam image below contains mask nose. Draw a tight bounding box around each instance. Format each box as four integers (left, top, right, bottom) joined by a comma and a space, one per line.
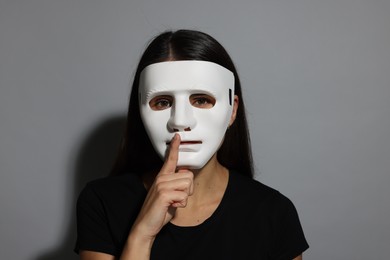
167, 96, 197, 132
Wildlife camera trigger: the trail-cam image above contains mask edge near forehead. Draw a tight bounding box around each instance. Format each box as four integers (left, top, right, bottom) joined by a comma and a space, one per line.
139, 60, 234, 104
140, 60, 234, 78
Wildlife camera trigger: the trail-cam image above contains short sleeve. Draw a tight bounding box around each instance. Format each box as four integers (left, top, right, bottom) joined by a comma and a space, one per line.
269, 194, 309, 260
74, 183, 117, 256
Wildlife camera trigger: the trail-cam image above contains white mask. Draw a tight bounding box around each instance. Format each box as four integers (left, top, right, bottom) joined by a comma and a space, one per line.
139, 60, 234, 169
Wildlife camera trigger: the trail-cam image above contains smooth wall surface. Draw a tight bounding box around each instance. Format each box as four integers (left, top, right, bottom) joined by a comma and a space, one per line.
1, 1, 389, 259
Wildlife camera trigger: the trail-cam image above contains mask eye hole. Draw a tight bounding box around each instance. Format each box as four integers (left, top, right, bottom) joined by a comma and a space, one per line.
149, 95, 173, 111
190, 94, 216, 109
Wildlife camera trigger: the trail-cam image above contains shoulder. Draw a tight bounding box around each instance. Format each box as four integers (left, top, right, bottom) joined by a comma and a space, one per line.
228, 170, 298, 216
75, 173, 146, 256
229, 170, 283, 201
227, 171, 309, 257
83, 173, 145, 193
77, 173, 146, 206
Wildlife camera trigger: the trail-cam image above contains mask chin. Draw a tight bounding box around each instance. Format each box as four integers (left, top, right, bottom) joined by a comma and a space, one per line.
176, 151, 214, 169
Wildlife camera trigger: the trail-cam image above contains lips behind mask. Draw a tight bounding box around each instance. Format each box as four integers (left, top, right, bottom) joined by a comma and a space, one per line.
139, 60, 234, 169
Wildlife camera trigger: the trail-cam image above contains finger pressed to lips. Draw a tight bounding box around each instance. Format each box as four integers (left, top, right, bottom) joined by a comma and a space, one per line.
160, 134, 181, 173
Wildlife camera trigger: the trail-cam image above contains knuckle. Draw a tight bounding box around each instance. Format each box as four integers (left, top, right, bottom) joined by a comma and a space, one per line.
183, 178, 192, 187
159, 191, 170, 202
180, 200, 188, 208
155, 183, 166, 195
155, 175, 166, 182
185, 172, 194, 179
180, 192, 188, 201
182, 197, 189, 207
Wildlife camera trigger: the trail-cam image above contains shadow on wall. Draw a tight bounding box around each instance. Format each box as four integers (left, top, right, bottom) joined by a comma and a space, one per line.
35, 115, 126, 260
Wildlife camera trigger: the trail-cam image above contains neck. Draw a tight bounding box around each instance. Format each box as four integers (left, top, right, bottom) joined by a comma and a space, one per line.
172, 155, 229, 226
187, 154, 228, 204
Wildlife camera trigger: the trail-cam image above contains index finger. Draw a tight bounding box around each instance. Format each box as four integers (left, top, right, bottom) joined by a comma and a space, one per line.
160, 133, 180, 174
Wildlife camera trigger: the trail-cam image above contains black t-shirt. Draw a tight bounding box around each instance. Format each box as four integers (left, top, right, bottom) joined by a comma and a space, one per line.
75, 171, 309, 259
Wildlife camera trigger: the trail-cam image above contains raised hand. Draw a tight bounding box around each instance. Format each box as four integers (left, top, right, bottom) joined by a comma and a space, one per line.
130, 133, 194, 240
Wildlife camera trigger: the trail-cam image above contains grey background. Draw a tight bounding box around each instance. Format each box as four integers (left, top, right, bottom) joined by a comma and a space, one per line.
1, 0, 389, 259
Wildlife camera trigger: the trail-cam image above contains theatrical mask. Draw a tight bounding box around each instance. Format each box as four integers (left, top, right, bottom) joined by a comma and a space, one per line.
139, 60, 235, 169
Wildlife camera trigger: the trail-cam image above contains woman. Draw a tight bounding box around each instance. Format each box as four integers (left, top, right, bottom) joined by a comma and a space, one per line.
75, 30, 309, 259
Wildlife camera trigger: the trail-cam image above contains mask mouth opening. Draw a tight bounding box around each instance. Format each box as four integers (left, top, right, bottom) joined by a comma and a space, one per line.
166, 140, 202, 145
